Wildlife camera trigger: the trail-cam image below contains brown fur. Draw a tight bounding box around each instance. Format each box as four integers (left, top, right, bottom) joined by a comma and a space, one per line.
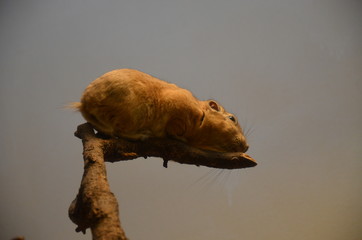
73, 69, 249, 152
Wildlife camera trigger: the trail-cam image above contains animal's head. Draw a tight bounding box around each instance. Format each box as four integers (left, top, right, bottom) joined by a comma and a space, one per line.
187, 100, 249, 153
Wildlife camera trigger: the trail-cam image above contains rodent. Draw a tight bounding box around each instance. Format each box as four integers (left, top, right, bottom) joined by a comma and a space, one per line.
72, 69, 249, 153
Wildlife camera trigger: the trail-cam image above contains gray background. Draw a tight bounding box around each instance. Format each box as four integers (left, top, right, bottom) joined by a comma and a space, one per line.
1, 0, 361, 239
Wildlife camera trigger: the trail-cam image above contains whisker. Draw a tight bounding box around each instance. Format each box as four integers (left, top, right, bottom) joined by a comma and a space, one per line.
244, 125, 255, 138
243, 118, 256, 138
190, 169, 216, 187
189, 168, 241, 195
211, 169, 224, 186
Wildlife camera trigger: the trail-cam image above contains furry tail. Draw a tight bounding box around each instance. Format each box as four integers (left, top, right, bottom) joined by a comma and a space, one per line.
65, 102, 82, 111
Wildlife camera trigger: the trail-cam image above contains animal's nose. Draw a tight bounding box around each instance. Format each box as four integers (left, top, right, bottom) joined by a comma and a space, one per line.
244, 144, 249, 153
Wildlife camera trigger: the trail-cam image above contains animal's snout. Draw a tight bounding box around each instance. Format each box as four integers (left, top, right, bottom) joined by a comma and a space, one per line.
243, 144, 249, 153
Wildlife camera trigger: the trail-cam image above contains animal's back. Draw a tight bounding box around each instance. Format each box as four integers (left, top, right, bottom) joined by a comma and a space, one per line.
78, 69, 179, 139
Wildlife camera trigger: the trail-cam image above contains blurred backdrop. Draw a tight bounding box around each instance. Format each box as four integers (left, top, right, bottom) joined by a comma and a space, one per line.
1, 0, 361, 239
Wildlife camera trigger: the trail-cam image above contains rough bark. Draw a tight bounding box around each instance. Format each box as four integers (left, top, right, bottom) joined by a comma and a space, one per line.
69, 123, 128, 240
69, 123, 257, 239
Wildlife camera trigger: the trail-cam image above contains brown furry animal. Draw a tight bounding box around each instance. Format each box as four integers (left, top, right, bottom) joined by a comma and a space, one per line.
72, 69, 249, 153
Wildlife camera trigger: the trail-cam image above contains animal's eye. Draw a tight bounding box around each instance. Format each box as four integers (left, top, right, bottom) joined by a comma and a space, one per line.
228, 115, 236, 122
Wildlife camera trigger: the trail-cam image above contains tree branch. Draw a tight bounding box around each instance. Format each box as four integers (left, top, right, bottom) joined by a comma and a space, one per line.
69, 123, 128, 240
69, 123, 257, 239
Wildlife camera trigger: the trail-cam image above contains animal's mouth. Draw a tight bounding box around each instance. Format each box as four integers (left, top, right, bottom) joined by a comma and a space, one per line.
199, 111, 205, 126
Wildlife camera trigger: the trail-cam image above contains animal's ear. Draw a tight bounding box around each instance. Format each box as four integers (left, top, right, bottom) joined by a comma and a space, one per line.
166, 118, 186, 137
208, 100, 220, 111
